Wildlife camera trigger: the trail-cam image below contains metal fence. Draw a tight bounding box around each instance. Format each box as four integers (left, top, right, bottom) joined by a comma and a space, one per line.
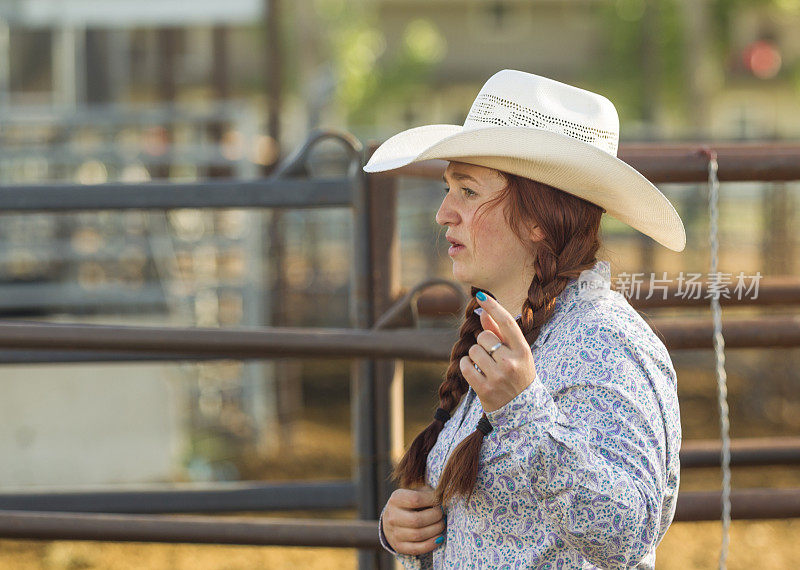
1, 133, 799, 570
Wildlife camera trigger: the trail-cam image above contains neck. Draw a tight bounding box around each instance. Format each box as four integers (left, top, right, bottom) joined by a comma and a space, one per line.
483, 260, 536, 319
490, 288, 528, 319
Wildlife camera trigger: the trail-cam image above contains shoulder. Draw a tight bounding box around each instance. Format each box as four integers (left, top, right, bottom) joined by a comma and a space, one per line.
545, 289, 650, 351
535, 261, 657, 352
538, 288, 676, 390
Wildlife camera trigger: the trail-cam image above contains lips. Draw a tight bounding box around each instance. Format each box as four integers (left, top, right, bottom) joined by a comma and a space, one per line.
446, 236, 465, 256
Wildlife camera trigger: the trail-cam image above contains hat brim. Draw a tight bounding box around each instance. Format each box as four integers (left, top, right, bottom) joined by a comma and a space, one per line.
364, 124, 686, 252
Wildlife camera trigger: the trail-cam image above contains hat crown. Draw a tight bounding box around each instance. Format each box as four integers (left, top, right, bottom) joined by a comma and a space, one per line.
462, 70, 620, 156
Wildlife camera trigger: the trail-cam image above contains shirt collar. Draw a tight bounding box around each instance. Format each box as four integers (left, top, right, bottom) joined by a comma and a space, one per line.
533, 259, 611, 348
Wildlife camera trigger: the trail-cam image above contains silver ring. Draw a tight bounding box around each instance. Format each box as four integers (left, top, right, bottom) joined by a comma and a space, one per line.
486, 342, 504, 356
472, 362, 483, 375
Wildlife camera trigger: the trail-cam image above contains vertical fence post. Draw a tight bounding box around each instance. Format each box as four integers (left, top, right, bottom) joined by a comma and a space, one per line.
352, 158, 377, 570
354, 153, 403, 569
762, 182, 795, 275
367, 171, 404, 570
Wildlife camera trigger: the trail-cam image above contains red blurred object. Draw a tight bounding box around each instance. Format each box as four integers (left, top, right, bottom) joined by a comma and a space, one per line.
142, 126, 170, 156
742, 40, 782, 79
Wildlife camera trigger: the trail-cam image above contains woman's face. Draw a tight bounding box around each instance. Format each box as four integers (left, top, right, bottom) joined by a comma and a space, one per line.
436, 161, 540, 293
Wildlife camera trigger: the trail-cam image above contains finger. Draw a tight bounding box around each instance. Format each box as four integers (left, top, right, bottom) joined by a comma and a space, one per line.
479, 307, 504, 341
394, 533, 446, 556
468, 343, 495, 376
475, 292, 526, 351
391, 487, 436, 510
475, 330, 504, 355
393, 519, 446, 543
460, 355, 486, 388
392, 505, 445, 529
410, 485, 437, 509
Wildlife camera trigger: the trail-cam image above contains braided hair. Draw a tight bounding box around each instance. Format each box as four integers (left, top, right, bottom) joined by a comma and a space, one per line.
390, 171, 604, 506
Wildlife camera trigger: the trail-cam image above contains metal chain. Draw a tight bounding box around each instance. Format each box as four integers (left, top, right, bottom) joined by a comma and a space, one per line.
706, 150, 732, 569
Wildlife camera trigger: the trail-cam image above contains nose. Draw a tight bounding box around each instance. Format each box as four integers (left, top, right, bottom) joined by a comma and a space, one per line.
435, 191, 460, 227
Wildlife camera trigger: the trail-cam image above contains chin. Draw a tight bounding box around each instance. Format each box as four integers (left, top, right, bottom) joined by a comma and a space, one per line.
450, 265, 471, 284
451, 266, 484, 289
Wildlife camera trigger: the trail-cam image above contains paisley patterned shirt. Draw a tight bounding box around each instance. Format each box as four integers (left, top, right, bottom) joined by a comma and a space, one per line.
378, 260, 681, 569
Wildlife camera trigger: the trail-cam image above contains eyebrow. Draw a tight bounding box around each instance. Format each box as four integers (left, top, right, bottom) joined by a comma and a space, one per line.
442, 171, 480, 185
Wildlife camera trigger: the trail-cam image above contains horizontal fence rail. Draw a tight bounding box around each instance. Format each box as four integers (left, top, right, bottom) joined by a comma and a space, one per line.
389, 143, 800, 183
618, 143, 800, 183
0, 481, 356, 514
1, 438, 797, 514
680, 437, 800, 469
0, 178, 354, 211
0, 322, 454, 362
409, 278, 800, 316
0, 511, 380, 548
0, 316, 799, 364
653, 316, 800, 350
0, 350, 239, 364
674, 488, 800, 521
1, 487, 799, 546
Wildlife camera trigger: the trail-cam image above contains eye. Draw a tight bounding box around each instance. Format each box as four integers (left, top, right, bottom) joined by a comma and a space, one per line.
442, 186, 477, 197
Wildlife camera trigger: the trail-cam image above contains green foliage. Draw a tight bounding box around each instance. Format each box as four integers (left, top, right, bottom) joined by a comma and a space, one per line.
711, 0, 800, 99
658, 0, 687, 112
711, 0, 800, 60
312, 0, 446, 124
591, 0, 687, 126
590, 0, 800, 127
790, 57, 800, 94
711, 0, 773, 53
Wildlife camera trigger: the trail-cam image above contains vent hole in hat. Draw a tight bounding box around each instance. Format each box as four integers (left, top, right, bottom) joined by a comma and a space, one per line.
466, 93, 617, 155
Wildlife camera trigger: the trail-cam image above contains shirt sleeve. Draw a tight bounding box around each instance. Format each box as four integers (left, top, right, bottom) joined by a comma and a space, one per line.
378, 504, 434, 570
483, 319, 672, 568
377, 504, 397, 554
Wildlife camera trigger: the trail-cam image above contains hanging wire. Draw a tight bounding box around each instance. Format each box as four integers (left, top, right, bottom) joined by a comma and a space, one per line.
703, 148, 732, 569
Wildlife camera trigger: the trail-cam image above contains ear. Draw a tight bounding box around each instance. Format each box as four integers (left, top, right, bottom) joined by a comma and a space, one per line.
529, 224, 545, 242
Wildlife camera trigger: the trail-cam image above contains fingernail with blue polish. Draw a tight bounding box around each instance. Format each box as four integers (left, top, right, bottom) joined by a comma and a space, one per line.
476, 291, 487, 301
435, 536, 444, 545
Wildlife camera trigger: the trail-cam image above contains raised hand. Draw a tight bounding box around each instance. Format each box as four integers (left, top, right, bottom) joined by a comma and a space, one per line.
460, 291, 538, 412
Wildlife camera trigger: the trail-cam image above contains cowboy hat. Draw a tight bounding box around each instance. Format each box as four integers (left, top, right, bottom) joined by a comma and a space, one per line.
363, 69, 686, 252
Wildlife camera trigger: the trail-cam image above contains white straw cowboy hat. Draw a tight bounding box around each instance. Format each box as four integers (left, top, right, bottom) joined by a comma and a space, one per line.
363, 69, 686, 252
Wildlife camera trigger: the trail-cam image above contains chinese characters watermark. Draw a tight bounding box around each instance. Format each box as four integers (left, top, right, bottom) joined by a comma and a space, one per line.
612, 271, 762, 300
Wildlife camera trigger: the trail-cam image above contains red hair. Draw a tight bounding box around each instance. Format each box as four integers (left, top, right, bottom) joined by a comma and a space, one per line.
391, 171, 604, 506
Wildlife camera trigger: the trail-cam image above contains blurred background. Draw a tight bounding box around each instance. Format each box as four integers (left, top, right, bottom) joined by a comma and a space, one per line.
0, 0, 799, 568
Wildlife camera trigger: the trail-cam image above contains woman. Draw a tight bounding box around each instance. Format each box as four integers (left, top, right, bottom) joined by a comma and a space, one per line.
363, 70, 683, 569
